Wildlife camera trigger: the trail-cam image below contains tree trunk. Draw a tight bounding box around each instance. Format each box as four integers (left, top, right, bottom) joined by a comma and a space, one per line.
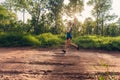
23, 8, 25, 23
34, 3, 41, 34
96, 11, 99, 35
101, 14, 104, 36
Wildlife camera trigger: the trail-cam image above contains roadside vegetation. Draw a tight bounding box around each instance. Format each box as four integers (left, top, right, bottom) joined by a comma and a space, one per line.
0, 33, 119, 51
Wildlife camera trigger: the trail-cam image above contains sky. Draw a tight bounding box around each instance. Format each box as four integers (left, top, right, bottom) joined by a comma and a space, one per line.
0, 0, 120, 23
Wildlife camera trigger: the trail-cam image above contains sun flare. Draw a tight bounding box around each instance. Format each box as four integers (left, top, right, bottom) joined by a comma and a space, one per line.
64, 0, 70, 5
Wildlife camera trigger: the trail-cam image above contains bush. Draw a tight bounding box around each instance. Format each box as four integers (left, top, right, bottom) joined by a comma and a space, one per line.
57, 33, 66, 40
73, 35, 120, 51
37, 33, 63, 47
73, 36, 101, 49
22, 35, 41, 46
0, 32, 119, 51
0, 33, 63, 47
0, 33, 40, 47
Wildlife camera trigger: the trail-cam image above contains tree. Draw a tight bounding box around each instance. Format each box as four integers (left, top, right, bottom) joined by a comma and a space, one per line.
13, 0, 27, 23
83, 17, 95, 35
72, 18, 82, 37
116, 18, 120, 36
48, 0, 64, 34
87, 0, 113, 35
15, 0, 64, 34
64, 0, 84, 17
48, 0, 84, 34
104, 23, 119, 36
0, 5, 17, 32
2, 0, 83, 34
1, 0, 14, 11
2, 0, 48, 34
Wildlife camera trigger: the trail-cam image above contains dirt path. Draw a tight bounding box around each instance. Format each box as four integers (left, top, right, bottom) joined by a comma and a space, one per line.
0, 48, 120, 80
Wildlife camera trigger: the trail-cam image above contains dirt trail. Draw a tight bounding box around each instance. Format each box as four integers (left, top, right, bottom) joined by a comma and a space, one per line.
0, 48, 120, 80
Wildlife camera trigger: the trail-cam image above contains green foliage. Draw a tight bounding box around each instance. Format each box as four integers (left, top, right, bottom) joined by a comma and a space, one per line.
104, 23, 120, 36
87, 0, 113, 35
57, 33, 66, 40
22, 35, 41, 46
0, 5, 17, 32
83, 17, 95, 35
99, 76, 105, 80
73, 35, 120, 51
64, 0, 84, 16
0, 33, 40, 47
0, 5, 16, 25
37, 33, 63, 47
0, 33, 64, 47
0, 32, 119, 51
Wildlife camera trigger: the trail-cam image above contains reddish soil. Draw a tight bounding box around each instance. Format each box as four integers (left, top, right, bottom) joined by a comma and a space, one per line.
0, 47, 120, 80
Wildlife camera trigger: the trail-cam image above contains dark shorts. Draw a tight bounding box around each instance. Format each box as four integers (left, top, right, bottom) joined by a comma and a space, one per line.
66, 33, 72, 40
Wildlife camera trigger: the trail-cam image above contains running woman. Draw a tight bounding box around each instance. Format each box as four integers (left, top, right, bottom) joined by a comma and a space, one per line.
62, 21, 79, 53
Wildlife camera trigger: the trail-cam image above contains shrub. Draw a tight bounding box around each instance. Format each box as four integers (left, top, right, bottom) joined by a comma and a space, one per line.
0, 33, 40, 47
22, 35, 41, 46
73, 35, 120, 51
0, 32, 119, 50
37, 33, 63, 47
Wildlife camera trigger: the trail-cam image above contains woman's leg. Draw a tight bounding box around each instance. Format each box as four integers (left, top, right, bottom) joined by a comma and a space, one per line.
64, 39, 68, 50
68, 39, 79, 49
62, 38, 79, 53
62, 39, 70, 53
62, 39, 69, 53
